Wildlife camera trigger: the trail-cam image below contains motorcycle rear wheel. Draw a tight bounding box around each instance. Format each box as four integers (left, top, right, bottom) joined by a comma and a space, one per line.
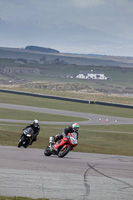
44, 147, 52, 156
58, 145, 71, 158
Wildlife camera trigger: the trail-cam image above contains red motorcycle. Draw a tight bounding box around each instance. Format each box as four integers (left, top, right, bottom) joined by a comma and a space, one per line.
44, 132, 78, 158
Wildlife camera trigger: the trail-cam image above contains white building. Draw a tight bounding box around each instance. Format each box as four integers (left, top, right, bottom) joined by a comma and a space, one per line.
76, 74, 86, 79
86, 73, 108, 80
76, 72, 108, 80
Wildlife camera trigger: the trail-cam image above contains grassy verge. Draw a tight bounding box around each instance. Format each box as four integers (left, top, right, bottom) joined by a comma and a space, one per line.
0, 92, 133, 156
0, 86, 133, 105
0, 123, 133, 156
0, 107, 85, 122
0, 92, 133, 118
78, 125, 133, 156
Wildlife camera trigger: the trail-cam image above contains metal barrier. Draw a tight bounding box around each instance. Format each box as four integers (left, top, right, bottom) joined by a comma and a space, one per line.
95, 101, 133, 109
0, 89, 94, 104
0, 89, 133, 109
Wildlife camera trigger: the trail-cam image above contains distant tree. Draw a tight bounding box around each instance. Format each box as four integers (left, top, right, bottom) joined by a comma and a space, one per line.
25, 46, 60, 54
40, 56, 46, 62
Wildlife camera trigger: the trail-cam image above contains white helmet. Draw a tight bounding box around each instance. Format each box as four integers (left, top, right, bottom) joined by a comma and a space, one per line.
33, 119, 39, 127
72, 123, 79, 131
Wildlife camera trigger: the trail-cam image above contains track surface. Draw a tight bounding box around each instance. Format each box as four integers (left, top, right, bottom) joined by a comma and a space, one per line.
0, 103, 133, 200
1, 103, 133, 125
0, 146, 133, 200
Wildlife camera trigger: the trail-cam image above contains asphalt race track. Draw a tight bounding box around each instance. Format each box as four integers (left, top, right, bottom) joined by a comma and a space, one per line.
0, 103, 133, 200
1, 103, 133, 125
0, 146, 133, 200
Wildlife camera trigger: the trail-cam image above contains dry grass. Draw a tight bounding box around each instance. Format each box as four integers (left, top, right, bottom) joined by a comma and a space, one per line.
0, 83, 133, 105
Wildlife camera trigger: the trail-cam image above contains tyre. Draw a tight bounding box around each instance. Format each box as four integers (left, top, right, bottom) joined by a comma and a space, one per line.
23, 143, 29, 148
58, 145, 71, 158
44, 147, 52, 156
18, 136, 25, 148
23, 139, 30, 148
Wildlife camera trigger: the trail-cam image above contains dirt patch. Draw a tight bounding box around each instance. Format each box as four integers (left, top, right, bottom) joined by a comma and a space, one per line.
20, 81, 94, 92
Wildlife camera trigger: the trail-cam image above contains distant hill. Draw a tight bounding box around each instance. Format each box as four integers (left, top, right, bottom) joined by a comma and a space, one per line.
0, 46, 133, 68
25, 46, 60, 54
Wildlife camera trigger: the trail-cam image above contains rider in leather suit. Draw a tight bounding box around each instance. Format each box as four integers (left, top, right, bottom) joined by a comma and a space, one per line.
54, 123, 79, 142
23, 119, 40, 144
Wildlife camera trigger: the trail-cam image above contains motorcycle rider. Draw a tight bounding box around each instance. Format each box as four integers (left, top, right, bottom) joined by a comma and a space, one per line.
23, 119, 40, 144
54, 123, 79, 142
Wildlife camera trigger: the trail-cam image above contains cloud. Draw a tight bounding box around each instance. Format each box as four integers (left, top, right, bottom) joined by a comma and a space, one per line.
72, 0, 105, 8
0, 0, 133, 56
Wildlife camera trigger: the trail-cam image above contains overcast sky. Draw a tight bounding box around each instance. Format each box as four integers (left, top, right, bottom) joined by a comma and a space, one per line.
0, 0, 133, 56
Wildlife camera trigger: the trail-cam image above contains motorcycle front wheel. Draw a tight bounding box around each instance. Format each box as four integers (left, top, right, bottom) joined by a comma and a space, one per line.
23, 141, 29, 148
58, 145, 71, 158
18, 136, 25, 148
44, 146, 52, 156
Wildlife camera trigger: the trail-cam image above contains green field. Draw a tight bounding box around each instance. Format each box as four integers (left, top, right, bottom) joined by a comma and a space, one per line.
0, 123, 133, 156
1, 55, 133, 95
0, 92, 133, 156
0, 92, 133, 117
0, 107, 85, 122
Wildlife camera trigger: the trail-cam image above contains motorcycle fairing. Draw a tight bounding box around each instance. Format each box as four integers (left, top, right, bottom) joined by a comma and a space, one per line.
54, 137, 68, 150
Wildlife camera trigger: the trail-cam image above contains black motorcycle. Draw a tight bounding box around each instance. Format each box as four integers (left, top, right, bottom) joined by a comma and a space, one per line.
18, 127, 34, 148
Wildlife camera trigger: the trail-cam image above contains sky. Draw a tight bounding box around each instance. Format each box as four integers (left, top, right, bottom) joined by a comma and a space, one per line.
0, 0, 133, 56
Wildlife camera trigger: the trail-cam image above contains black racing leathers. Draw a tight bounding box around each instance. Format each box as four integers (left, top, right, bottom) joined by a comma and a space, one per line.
23, 124, 40, 142
54, 126, 79, 142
